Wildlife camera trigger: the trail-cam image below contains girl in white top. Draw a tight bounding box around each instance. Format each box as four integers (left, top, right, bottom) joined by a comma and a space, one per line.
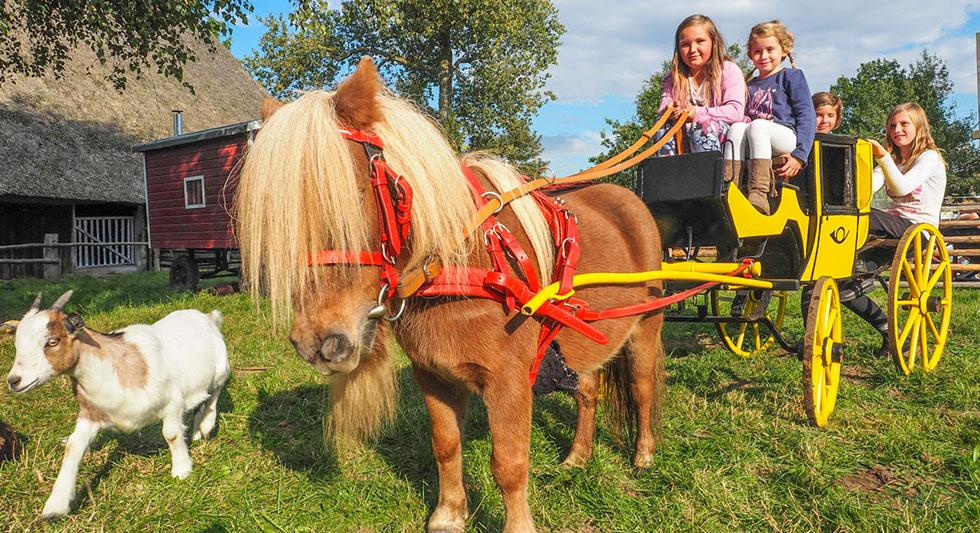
850, 102, 948, 356
869, 102, 947, 228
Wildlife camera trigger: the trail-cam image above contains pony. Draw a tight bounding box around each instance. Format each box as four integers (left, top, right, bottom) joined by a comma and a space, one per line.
235, 57, 666, 532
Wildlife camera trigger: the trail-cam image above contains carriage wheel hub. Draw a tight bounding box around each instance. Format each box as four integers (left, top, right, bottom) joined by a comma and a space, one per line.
918, 293, 930, 314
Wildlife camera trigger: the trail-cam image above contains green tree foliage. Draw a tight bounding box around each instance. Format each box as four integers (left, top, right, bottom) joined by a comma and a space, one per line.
831, 51, 980, 197
242, 0, 564, 168
0, 0, 252, 91
591, 44, 750, 185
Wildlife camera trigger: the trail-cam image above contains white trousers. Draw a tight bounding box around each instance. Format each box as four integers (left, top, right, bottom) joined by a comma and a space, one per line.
724, 119, 796, 161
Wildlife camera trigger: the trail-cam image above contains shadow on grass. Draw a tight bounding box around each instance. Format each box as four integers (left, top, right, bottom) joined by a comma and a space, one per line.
247, 385, 339, 479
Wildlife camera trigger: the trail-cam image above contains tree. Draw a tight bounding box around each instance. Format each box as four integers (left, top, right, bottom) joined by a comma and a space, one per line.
832, 51, 980, 197
591, 44, 750, 185
0, 1, 252, 91
242, 0, 564, 168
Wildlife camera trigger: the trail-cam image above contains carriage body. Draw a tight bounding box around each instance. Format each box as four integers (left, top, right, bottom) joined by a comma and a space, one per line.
636, 133, 876, 283
627, 133, 951, 426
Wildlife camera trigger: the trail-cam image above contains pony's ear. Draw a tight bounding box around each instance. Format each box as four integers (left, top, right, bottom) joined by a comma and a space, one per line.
333, 56, 384, 130
261, 98, 283, 121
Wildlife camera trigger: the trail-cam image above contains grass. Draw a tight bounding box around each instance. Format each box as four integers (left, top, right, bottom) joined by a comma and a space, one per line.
0, 272, 978, 531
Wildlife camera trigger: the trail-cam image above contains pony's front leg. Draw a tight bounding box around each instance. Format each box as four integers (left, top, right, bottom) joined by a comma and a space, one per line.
42, 417, 103, 519
413, 367, 469, 533
562, 370, 597, 468
485, 378, 535, 533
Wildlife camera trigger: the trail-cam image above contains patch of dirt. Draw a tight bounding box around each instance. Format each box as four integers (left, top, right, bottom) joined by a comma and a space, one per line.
841, 365, 873, 381
0, 420, 21, 461
837, 464, 898, 493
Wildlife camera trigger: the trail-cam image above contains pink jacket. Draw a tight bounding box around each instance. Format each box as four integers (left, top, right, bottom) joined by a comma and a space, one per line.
658, 60, 746, 135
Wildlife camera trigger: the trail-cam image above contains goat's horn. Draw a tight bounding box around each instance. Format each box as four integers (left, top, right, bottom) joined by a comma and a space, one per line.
50, 290, 74, 311
30, 292, 42, 311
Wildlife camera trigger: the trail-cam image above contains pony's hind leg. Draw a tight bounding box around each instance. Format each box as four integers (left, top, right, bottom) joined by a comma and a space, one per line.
627, 314, 665, 468
413, 367, 469, 533
561, 370, 598, 468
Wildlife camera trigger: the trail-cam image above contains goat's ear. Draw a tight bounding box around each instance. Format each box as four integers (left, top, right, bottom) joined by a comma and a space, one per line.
333, 56, 383, 131
50, 290, 73, 311
64, 313, 85, 334
30, 292, 42, 312
261, 98, 283, 121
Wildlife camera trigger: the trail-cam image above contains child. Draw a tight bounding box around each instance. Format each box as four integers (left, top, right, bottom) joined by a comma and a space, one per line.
725, 20, 816, 214
655, 14, 746, 172
803, 103, 947, 356
812, 91, 843, 134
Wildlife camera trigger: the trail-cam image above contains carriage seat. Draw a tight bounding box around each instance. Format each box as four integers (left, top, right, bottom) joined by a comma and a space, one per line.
634, 151, 738, 250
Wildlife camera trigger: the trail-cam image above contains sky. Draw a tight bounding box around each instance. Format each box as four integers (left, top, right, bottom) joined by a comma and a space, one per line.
228, 0, 980, 175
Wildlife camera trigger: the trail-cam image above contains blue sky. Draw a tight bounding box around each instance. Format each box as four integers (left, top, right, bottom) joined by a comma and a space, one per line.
228, 0, 980, 175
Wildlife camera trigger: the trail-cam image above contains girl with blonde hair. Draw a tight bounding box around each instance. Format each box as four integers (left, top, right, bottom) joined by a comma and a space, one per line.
725, 20, 815, 214
654, 14, 746, 164
812, 103, 947, 356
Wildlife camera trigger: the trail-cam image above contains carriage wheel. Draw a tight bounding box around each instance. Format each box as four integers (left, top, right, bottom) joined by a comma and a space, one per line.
887, 224, 952, 376
802, 277, 843, 427
711, 289, 787, 357
170, 255, 200, 291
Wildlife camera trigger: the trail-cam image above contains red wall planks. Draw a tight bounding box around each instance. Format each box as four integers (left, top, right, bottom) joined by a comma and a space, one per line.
144, 135, 246, 249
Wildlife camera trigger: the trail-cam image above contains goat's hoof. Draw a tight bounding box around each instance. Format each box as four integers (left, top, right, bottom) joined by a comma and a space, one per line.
41, 502, 68, 520
191, 431, 202, 442
171, 465, 192, 479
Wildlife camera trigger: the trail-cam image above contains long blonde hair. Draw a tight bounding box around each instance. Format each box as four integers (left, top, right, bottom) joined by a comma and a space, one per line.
670, 14, 731, 106
883, 102, 946, 169
235, 89, 554, 321
747, 20, 796, 71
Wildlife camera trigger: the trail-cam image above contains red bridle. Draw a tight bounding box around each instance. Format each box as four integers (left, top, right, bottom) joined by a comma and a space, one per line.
307, 129, 413, 318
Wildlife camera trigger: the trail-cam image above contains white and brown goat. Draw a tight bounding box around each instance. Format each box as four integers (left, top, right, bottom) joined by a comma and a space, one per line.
5, 291, 230, 519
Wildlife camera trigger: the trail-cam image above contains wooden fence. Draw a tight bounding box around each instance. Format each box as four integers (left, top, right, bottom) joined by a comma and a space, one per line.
0, 234, 148, 280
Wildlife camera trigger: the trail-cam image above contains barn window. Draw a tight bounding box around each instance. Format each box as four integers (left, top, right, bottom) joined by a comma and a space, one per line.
184, 176, 206, 209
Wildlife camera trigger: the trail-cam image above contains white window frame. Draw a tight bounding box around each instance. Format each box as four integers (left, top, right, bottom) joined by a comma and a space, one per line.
183, 175, 206, 209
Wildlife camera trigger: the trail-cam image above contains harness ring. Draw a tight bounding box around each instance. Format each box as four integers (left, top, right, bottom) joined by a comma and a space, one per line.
481, 191, 505, 215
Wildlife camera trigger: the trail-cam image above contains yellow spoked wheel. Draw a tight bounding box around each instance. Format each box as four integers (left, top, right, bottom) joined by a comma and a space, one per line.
802, 277, 843, 427
888, 223, 952, 376
711, 289, 787, 357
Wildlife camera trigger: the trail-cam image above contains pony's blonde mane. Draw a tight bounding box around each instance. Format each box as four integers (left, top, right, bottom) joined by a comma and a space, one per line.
236, 89, 553, 320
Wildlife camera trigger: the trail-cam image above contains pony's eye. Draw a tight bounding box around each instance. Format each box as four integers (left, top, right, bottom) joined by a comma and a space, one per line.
46, 337, 60, 347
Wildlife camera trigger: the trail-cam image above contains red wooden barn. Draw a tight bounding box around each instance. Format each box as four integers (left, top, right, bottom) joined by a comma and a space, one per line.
134, 120, 261, 288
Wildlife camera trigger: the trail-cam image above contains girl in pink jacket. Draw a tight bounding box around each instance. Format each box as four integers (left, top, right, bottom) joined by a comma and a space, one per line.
655, 14, 746, 176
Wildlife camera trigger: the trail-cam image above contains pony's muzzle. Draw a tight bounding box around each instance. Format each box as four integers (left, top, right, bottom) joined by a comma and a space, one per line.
318, 332, 353, 364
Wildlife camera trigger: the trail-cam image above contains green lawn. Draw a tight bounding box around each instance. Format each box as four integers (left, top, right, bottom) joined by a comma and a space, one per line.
0, 272, 977, 531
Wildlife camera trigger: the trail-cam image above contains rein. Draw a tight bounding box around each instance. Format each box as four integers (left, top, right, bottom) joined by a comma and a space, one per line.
311, 112, 712, 383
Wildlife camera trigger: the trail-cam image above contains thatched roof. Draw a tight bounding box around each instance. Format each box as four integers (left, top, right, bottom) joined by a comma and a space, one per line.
0, 37, 269, 204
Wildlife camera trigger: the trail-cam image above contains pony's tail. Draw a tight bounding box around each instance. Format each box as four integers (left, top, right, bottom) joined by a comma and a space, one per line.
602, 334, 665, 445
323, 324, 398, 444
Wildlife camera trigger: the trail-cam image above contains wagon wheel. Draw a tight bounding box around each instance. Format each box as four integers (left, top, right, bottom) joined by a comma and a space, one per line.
887, 224, 952, 376
802, 276, 843, 427
711, 289, 787, 357
170, 255, 200, 291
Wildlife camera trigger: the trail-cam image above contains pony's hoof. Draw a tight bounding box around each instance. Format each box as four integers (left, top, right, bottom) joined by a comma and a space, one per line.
559, 454, 588, 469
633, 452, 654, 469
428, 508, 465, 533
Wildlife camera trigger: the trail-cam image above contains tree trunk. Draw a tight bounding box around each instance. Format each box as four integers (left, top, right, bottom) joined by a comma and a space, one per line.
437, 29, 452, 125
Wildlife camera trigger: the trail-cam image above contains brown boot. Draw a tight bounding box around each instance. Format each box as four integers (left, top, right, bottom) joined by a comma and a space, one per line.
747, 159, 772, 214
723, 160, 742, 184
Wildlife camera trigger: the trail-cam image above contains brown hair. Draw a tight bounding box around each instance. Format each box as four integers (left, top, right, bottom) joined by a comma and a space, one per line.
747, 20, 796, 70
812, 91, 843, 128
670, 14, 732, 108
883, 102, 946, 169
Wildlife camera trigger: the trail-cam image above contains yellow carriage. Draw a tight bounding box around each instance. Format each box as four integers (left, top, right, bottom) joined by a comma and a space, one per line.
524, 131, 952, 427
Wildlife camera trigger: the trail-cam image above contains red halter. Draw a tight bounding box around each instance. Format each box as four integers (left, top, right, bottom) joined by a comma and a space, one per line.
308, 129, 413, 308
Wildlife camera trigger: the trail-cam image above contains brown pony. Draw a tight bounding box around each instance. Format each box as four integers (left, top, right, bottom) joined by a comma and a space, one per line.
236, 57, 666, 532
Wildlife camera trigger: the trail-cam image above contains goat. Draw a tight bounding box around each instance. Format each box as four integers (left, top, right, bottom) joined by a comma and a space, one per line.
5, 291, 230, 519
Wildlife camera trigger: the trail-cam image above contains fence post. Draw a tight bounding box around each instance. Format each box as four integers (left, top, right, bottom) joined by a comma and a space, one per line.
43, 234, 61, 280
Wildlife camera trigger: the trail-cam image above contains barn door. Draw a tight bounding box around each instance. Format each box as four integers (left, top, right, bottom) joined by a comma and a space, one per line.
73, 216, 136, 268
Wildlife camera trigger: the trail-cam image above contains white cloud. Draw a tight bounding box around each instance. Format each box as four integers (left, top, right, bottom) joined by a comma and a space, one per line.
549, 0, 980, 102
541, 131, 604, 175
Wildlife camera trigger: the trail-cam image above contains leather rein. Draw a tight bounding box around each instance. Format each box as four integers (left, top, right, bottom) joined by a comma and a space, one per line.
310, 118, 733, 384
